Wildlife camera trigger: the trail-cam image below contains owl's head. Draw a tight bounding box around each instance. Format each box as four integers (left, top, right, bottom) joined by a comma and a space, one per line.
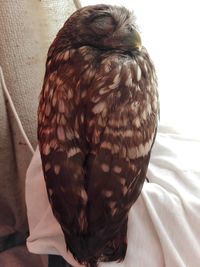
61, 4, 142, 52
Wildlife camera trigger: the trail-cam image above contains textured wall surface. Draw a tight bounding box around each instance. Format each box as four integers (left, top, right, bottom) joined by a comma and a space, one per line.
0, 1, 76, 266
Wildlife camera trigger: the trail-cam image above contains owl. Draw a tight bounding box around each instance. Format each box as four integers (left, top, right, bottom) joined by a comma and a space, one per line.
38, 4, 159, 267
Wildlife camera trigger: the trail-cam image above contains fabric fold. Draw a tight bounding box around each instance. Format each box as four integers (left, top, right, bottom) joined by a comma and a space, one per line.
26, 127, 200, 267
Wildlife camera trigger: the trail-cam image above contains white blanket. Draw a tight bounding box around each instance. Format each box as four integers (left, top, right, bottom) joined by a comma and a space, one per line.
25, 126, 200, 267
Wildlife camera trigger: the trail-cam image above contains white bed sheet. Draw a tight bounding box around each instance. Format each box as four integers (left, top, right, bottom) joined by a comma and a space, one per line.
25, 126, 200, 267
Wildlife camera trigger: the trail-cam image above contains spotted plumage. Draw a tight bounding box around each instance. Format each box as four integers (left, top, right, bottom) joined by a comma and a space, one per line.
38, 4, 159, 267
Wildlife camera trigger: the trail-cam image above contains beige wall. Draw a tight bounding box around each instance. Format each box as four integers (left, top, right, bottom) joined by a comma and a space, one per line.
0, 1, 76, 265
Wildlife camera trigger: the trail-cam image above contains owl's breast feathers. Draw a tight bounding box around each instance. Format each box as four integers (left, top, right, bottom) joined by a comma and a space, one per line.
38, 45, 159, 266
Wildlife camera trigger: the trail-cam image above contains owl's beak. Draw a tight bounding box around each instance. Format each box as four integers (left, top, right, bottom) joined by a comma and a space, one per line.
102, 29, 142, 52
132, 30, 142, 50
122, 29, 142, 51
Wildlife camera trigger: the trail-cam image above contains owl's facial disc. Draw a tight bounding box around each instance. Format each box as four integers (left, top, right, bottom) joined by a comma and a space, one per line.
66, 5, 142, 52
87, 6, 142, 52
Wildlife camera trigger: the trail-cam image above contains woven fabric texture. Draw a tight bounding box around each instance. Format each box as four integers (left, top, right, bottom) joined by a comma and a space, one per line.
0, 1, 76, 266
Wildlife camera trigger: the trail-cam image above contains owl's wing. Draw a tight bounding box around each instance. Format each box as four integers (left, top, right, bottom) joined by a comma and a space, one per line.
38, 46, 112, 265
84, 51, 158, 260
38, 48, 90, 240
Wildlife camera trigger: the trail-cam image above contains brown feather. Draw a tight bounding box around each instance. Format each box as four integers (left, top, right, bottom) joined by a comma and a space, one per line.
38, 4, 159, 267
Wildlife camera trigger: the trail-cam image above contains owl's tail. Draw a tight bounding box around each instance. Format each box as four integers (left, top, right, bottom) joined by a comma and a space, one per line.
66, 234, 98, 267
65, 216, 128, 267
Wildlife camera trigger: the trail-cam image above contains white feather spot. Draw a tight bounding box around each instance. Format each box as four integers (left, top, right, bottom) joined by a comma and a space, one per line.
144, 63, 148, 73
120, 178, 126, 186
44, 83, 49, 95
80, 113, 84, 124
75, 131, 80, 139
92, 95, 101, 103
49, 89, 53, 99
142, 111, 147, 120
52, 94, 57, 107
56, 114, 61, 123
111, 208, 117, 216
75, 117, 79, 131
50, 138, 58, 149
80, 189, 88, 203
109, 201, 116, 209
79, 46, 87, 55
78, 210, 86, 231
101, 108, 107, 118
85, 68, 95, 79
60, 115, 66, 125
97, 116, 104, 127
138, 144, 146, 157
49, 72, 56, 81
135, 117, 141, 128
57, 126, 65, 141
147, 103, 152, 115
122, 147, 127, 158
43, 143, 50, 155
65, 129, 74, 140
81, 90, 87, 98
60, 186, 66, 192
41, 102, 45, 113
101, 141, 112, 150
45, 162, 51, 172
123, 186, 128, 195
113, 166, 122, 173
47, 60, 51, 67
84, 54, 93, 61
113, 144, 120, 154
88, 120, 95, 128
38, 111, 43, 123
97, 81, 105, 88
131, 164, 136, 172
99, 87, 110, 95
128, 133, 155, 159
48, 189, 53, 197
92, 129, 100, 144
51, 114, 56, 124
137, 65, 142, 81
92, 101, 106, 114
104, 64, 111, 73
108, 119, 118, 128
45, 103, 51, 117
128, 147, 137, 159
153, 100, 158, 111
124, 130, 133, 137
125, 73, 132, 87
136, 85, 141, 91
67, 89, 73, 99
131, 101, 139, 112
54, 164, 61, 175
58, 100, 65, 113
63, 50, 70, 60
68, 147, 81, 158
138, 56, 144, 62
56, 77, 62, 86
105, 127, 113, 136
101, 163, 110, 172
83, 64, 89, 70
109, 74, 120, 89
103, 190, 113, 197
